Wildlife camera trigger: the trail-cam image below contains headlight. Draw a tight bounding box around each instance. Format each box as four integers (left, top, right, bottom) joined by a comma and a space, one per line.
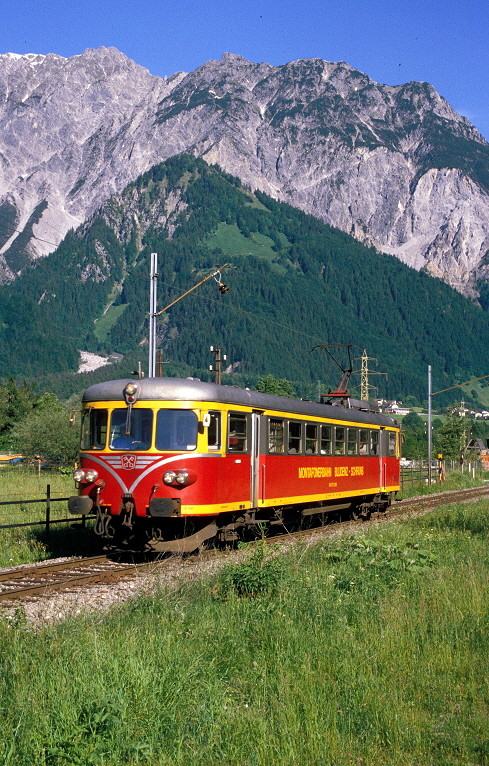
84, 469, 99, 483
176, 471, 189, 485
163, 470, 177, 485
73, 469, 85, 482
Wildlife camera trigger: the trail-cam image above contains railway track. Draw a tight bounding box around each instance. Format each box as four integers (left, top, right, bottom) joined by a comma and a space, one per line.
0, 555, 150, 604
1, 484, 488, 606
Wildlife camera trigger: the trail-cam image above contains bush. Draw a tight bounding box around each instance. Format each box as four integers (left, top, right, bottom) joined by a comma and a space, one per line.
219, 540, 285, 597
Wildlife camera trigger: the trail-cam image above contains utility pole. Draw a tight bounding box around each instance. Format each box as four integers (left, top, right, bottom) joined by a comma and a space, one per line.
149, 252, 158, 378
156, 349, 171, 378
428, 365, 432, 486
354, 350, 387, 401
149, 262, 229, 379
209, 346, 226, 385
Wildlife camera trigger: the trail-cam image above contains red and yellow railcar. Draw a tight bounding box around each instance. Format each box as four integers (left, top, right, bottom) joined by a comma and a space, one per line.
68, 378, 401, 551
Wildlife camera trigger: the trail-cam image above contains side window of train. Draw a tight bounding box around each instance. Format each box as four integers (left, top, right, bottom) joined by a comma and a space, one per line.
207, 411, 221, 450
370, 430, 379, 456
288, 421, 302, 454
269, 418, 284, 453
81, 409, 107, 450
321, 425, 332, 455
359, 429, 369, 455
347, 428, 358, 456
388, 431, 397, 456
334, 426, 346, 455
228, 413, 248, 452
305, 423, 318, 454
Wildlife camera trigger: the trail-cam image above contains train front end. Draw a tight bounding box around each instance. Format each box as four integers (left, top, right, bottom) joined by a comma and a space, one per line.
68, 379, 220, 552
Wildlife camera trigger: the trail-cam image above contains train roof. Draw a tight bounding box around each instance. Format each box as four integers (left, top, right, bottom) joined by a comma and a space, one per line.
82, 377, 397, 428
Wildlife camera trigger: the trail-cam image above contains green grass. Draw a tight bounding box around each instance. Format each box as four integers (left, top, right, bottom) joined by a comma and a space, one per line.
0, 468, 101, 565
93, 303, 128, 343
1, 499, 489, 764
205, 222, 277, 257
205, 223, 294, 275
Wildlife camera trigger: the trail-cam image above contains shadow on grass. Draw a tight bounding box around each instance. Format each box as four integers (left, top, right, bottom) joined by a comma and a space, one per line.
31, 520, 105, 559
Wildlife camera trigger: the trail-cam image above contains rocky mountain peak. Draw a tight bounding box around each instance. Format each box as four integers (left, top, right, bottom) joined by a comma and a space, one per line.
0, 47, 488, 299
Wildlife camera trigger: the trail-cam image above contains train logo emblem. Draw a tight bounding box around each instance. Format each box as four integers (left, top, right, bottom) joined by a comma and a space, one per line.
121, 454, 137, 470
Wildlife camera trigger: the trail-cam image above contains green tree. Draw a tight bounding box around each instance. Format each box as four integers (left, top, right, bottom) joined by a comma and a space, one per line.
0, 377, 39, 449
10, 403, 79, 465
256, 374, 295, 398
401, 411, 427, 459
436, 411, 468, 460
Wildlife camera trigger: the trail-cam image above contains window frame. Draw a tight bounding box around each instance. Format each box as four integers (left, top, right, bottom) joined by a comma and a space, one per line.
305, 423, 319, 454
81, 408, 108, 450
207, 411, 222, 451
227, 412, 250, 453
268, 418, 285, 454
154, 408, 198, 452
388, 431, 397, 457
370, 430, 379, 456
334, 426, 346, 455
347, 428, 358, 456
320, 424, 333, 455
109, 408, 154, 451
287, 420, 303, 454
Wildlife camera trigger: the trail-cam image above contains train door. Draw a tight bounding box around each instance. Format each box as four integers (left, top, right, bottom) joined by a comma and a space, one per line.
250, 411, 262, 509
227, 411, 253, 509
379, 427, 388, 491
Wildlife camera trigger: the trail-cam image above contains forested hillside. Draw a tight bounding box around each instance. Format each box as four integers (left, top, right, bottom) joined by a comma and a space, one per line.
1, 154, 489, 406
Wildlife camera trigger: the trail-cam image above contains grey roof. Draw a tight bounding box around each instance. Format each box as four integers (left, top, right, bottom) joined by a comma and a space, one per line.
82, 377, 397, 427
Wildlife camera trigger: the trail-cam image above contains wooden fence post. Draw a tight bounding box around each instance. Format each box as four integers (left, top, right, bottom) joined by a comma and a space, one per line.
45, 484, 51, 536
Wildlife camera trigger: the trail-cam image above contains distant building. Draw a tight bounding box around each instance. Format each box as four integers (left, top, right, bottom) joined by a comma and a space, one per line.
383, 401, 411, 416
466, 438, 489, 470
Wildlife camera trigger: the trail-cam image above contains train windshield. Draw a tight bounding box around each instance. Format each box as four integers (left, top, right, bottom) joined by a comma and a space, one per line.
109, 409, 153, 450
155, 410, 198, 451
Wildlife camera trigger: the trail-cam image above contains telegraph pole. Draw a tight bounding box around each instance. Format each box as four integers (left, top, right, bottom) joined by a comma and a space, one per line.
209, 346, 226, 385
428, 365, 432, 486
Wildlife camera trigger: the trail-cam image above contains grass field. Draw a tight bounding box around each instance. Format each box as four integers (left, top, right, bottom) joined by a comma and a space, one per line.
0, 468, 100, 565
204, 222, 294, 274
1, 488, 488, 765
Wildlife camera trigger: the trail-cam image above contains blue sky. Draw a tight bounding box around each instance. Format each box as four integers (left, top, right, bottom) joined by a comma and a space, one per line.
2, 0, 488, 139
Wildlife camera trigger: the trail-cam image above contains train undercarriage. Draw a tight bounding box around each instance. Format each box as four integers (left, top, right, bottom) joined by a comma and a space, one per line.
92, 492, 394, 554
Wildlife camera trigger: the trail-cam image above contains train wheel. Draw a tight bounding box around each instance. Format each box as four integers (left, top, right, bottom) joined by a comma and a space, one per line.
351, 505, 371, 521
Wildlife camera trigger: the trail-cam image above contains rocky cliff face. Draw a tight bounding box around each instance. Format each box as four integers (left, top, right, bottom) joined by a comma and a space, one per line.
1, 47, 488, 297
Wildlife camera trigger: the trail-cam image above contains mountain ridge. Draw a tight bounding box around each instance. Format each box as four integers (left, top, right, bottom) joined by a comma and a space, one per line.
1, 47, 489, 297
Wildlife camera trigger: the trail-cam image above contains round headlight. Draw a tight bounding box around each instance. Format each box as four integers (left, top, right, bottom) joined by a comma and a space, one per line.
73, 469, 85, 482
163, 470, 177, 485
84, 469, 99, 483
124, 383, 137, 396
176, 471, 189, 485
